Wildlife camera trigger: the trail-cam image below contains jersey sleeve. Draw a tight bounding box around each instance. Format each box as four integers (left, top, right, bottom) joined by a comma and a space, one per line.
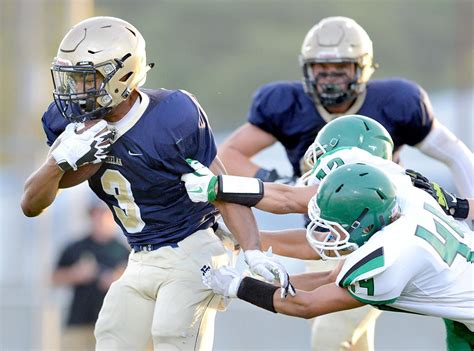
384, 80, 434, 146
41, 102, 69, 146
247, 82, 296, 138
346, 263, 405, 305
337, 233, 426, 305
157, 90, 218, 174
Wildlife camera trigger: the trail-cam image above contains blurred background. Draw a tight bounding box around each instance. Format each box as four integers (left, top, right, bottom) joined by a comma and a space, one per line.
0, 0, 472, 350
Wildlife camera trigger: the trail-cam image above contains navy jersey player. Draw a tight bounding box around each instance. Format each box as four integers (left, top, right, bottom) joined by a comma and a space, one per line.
218, 16, 473, 351
20, 17, 293, 351
219, 16, 473, 199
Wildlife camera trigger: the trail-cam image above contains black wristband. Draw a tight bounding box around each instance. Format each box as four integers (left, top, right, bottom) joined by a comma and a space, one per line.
237, 277, 278, 313
57, 160, 72, 172
254, 168, 280, 182
453, 198, 470, 219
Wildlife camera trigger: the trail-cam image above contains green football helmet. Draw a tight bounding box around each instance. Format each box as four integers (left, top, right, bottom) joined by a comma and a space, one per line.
303, 115, 394, 170
306, 163, 399, 260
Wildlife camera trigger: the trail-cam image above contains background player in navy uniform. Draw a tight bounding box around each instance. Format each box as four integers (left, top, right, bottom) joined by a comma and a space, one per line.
217, 15, 473, 351
219, 16, 473, 199
21, 16, 293, 350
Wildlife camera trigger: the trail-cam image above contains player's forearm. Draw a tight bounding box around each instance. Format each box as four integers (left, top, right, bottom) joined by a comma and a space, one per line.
218, 146, 260, 176
273, 283, 364, 319
213, 201, 261, 250
260, 229, 320, 259
287, 271, 336, 291
21, 158, 63, 217
236, 277, 358, 319
257, 183, 315, 214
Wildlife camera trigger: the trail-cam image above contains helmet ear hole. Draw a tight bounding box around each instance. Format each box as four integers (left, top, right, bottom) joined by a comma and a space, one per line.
119, 72, 133, 82
362, 224, 374, 235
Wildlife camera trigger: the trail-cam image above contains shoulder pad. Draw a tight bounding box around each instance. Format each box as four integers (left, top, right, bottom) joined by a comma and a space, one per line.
253, 81, 303, 115
336, 230, 400, 288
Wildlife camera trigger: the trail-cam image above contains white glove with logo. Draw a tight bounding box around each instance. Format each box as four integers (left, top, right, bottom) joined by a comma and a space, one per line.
181, 159, 218, 202
51, 120, 114, 171
244, 248, 296, 299
201, 265, 242, 298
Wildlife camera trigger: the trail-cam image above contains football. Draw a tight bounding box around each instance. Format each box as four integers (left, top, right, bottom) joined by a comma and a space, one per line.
51, 119, 109, 188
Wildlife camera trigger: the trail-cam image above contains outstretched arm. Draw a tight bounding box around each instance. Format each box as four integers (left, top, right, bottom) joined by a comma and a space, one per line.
218, 123, 277, 177
416, 119, 474, 197
406, 168, 473, 219
273, 281, 365, 319
256, 183, 316, 214
203, 262, 363, 319
260, 228, 320, 260
182, 159, 316, 214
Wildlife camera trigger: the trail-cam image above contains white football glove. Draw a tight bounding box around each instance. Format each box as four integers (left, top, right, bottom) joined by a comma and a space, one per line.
244, 248, 296, 299
51, 120, 114, 171
181, 159, 218, 202
201, 265, 242, 298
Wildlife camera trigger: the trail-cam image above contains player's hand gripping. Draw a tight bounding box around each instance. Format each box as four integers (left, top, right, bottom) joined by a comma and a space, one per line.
405, 169, 466, 218
244, 248, 296, 299
181, 159, 217, 202
51, 120, 114, 171
201, 265, 242, 298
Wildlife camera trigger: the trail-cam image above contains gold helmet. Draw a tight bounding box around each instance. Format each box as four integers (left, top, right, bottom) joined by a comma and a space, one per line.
299, 16, 377, 107
51, 16, 154, 122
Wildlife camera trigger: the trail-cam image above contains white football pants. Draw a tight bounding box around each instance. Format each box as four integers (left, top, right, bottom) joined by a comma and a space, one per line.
95, 228, 229, 351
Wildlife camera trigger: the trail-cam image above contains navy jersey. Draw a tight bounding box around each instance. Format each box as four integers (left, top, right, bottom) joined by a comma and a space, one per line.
248, 78, 434, 176
42, 89, 219, 246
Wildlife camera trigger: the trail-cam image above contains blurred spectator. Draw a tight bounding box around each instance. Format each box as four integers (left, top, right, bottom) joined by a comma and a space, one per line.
52, 200, 129, 350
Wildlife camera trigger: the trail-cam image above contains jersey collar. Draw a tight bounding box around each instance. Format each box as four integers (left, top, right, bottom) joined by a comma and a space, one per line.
316, 89, 367, 123
108, 89, 150, 140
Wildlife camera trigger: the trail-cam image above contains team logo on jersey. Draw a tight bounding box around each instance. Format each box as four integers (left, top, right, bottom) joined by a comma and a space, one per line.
104, 155, 123, 166
128, 150, 143, 156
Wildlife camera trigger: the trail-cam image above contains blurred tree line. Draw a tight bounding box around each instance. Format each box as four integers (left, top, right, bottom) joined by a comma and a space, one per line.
95, 0, 472, 130
0, 0, 472, 166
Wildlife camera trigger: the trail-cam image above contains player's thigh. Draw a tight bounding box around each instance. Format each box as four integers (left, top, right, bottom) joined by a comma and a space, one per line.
95, 275, 154, 350
151, 251, 227, 335
152, 274, 215, 333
